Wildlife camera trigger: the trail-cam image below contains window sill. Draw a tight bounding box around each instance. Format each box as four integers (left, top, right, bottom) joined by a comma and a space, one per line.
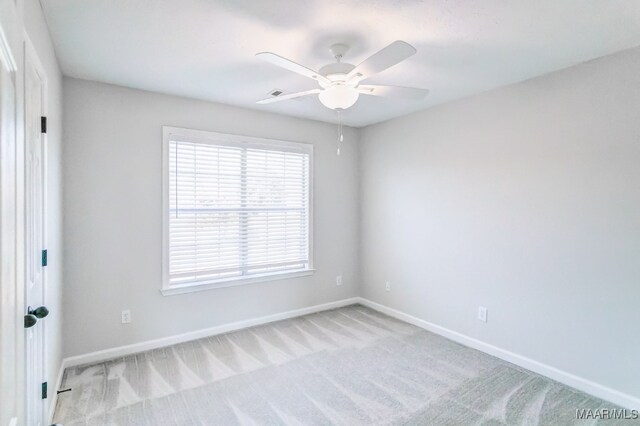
160, 269, 316, 296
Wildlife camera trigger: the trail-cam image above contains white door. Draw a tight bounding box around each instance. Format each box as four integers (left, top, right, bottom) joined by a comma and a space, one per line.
24, 44, 48, 426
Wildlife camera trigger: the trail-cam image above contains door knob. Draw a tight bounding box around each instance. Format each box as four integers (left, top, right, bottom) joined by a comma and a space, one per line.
24, 314, 38, 328
29, 306, 49, 319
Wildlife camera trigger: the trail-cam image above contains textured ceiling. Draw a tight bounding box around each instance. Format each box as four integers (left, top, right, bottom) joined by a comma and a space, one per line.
41, 0, 640, 127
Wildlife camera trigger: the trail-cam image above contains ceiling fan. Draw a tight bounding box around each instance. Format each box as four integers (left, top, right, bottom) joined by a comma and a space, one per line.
256, 41, 428, 110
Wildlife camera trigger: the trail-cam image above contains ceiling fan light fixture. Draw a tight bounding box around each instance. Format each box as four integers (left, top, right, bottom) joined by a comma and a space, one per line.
256, 41, 425, 112
318, 85, 359, 110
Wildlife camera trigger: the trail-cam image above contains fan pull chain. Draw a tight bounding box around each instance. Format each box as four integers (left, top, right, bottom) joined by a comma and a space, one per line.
337, 110, 344, 156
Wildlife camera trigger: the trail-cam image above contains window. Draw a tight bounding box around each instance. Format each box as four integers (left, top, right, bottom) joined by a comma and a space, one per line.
162, 127, 313, 295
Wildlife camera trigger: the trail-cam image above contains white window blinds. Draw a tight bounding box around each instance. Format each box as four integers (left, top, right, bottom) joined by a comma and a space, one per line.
164, 129, 312, 289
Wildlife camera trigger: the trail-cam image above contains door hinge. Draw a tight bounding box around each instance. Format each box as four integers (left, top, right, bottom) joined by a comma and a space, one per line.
41, 249, 47, 267
41, 381, 47, 399
41, 116, 47, 133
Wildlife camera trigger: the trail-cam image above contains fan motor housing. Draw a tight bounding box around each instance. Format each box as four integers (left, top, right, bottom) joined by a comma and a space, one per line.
318, 62, 356, 87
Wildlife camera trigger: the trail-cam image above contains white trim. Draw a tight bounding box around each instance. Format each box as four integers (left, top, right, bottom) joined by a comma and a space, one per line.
162, 126, 314, 154
62, 297, 359, 368
0, 13, 22, 426
0, 24, 17, 72
55, 296, 640, 412
160, 268, 316, 296
161, 126, 314, 294
355, 297, 640, 410
48, 360, 65, 424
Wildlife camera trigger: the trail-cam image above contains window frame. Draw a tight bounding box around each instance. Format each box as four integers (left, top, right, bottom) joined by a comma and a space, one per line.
161, 126, 314, 296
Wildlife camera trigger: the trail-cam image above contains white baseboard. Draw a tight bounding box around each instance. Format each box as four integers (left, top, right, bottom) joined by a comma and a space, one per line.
62, 297, 360, 369
355, 297, 640, 410
58, 295, 639, 411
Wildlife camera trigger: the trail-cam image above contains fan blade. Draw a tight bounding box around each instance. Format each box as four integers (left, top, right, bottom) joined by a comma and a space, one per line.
358, 84, 428, 100
347, 41, 416, 81
256, 52, 330, 85
257, 89, 322, 104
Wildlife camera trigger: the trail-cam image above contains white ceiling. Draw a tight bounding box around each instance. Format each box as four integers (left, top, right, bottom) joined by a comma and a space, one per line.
41, 0, 640, 127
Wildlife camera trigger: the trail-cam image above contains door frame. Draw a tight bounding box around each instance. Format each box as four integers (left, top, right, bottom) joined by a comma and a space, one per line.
0, 13, 23, 426
23, 32, 49, 426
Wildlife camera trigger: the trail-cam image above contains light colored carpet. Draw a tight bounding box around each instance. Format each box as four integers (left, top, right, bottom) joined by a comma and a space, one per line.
53, 305, 624, 425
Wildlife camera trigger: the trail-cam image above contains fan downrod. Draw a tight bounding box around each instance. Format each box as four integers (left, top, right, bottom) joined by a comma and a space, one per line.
329, 43, 350, 62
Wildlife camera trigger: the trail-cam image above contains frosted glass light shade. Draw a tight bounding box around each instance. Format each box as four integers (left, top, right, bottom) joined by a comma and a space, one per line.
319, 85, 359, 110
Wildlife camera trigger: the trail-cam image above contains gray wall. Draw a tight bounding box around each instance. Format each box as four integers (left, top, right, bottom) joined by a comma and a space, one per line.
359, 47, 640, 399
62, 78, 360, 356
24, 0, 64, 416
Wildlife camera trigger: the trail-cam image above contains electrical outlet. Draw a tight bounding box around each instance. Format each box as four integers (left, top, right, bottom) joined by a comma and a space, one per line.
478, 306, 488, 323
336, 275, 343, 286
385, 281, 391, 292
121, 309, 131, 324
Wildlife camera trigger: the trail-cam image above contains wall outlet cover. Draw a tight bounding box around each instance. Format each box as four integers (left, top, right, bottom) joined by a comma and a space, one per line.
478, 306, 488, 323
